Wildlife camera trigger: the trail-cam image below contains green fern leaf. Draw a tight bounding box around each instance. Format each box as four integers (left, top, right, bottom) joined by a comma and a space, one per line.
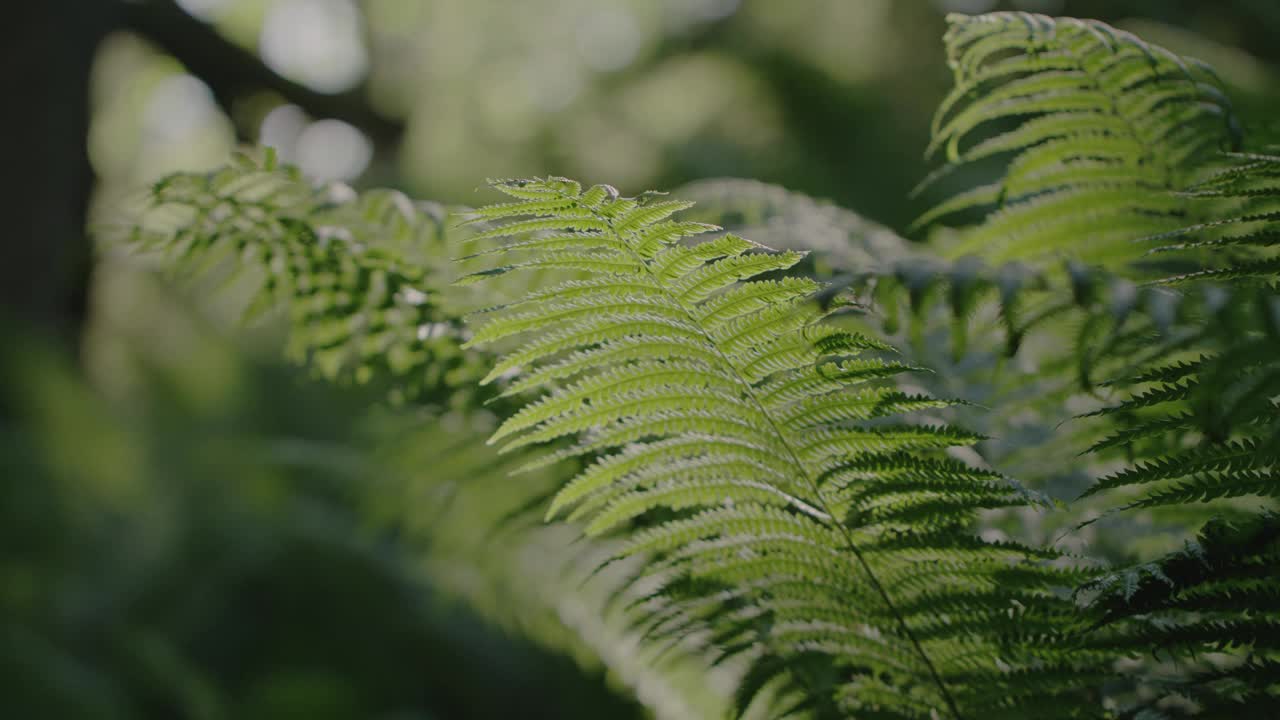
458, 177, 1100, 719
920, 12, 1238, 267
124, 153, 473, 403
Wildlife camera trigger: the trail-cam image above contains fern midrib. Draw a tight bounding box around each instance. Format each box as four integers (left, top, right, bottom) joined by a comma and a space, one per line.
553, 189, 967, 720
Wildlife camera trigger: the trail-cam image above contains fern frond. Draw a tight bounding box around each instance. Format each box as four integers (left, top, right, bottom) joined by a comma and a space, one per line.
123, 151, 473, 403
1078, 513, 1280, 695
1141, 151, 1280, 288
459, 177, 1099, 719
921, 12, 1238, 266
1075, 153, 1280, 716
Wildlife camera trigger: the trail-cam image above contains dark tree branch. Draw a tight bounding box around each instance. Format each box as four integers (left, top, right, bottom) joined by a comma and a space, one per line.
118, 0, 403, 144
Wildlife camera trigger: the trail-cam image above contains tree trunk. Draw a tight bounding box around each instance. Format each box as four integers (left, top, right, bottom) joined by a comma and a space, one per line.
0, 1, 112, 353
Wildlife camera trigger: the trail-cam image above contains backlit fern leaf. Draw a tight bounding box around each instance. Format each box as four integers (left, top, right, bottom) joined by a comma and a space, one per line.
1143, 151, 1280, 287
458, 177, 1100, 719
920, 12, 1238, 266
917, 37, 1279, 703
122, 151, 472, 403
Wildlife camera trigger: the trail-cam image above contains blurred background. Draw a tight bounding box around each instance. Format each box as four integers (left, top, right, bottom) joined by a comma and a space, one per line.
5, 1, 1280, 718
80, 0, 1280, 230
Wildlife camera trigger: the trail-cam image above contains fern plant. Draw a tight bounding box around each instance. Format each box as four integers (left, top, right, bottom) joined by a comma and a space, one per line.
456, 177, 1101, 719
902, 18, 1279, 715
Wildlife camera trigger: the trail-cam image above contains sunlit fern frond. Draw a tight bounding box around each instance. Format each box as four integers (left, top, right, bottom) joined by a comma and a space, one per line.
919, 12, 1239, 267
457, 176, 1102, 719
671, 180, 1122, 551
1139, 150, 1280, 288
119, 150, 473, 403
672, 161, 1229, 506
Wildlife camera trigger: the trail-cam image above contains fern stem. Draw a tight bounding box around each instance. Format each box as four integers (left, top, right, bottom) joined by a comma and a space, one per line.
561, 189, 967, 720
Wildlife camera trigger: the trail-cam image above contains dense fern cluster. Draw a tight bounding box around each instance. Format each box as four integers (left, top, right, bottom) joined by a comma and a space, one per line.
906, 15, 1279, 717
1066, 152, 1280, 717
113, 10, 1280, 719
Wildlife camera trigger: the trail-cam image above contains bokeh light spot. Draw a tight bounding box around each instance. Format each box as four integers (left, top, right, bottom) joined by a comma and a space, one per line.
144, 74, 219, 142
260, 0, 370, 93
296, 119, 373, 181
576, 7, 643, 72
175, 0, 230, 20
259, 103, 309, 162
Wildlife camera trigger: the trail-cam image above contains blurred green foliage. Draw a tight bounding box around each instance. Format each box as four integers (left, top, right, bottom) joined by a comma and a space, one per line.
90, 1, 1280, 232
0, 266, 650, 719
9, 1, 1280, 718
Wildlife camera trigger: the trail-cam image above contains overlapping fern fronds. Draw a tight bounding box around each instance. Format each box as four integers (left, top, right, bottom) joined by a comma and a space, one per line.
457, 176, 1102, 719
1141, 149, 1280, 286
115, 154, 739, 719
104, 12, 1280, 717
1079, 152, 1280, 526
920, 11, 1238, 266
862, 14, 1252, 393
1075, 511, 1280, 717
675, 177, 1109, 368
1079, 301, 1279, 522
671, 180, 1183, 498
1073, 153, 1280, 716
118, 151, 472, 403
903, 17, 1280, 711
